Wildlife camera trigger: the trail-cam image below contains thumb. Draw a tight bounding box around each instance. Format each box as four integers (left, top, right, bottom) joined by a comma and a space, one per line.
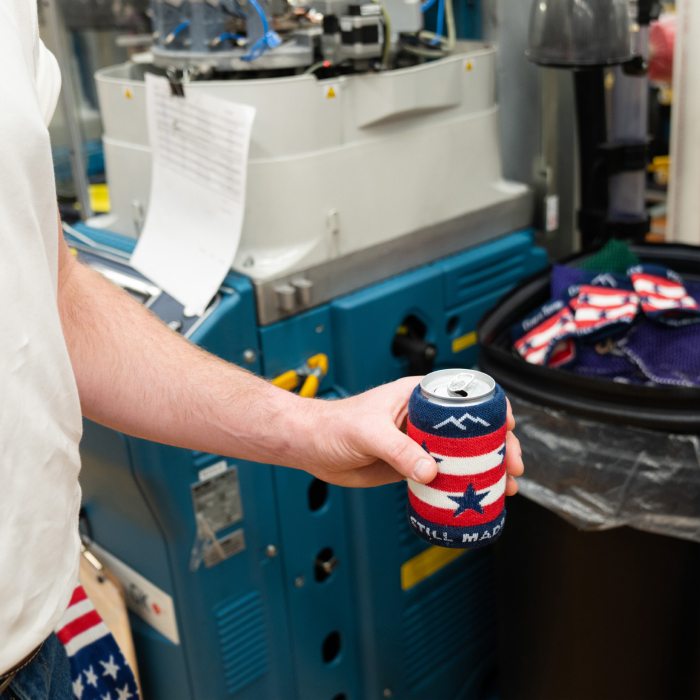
371, 424, 438, 483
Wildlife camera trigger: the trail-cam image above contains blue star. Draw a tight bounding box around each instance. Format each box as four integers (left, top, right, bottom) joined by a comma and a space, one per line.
448, 484, 488, 517
598, 310, 607, 320
421, 441, 442, 463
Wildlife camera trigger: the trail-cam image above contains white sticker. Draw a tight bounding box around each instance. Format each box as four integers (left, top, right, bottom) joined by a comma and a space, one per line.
89, 543, 180, 645
545, 194, 559, 232
198, 459, 228, 482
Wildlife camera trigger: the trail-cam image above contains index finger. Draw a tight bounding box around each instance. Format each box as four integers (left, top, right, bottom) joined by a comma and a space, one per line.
506, 397, 515, 431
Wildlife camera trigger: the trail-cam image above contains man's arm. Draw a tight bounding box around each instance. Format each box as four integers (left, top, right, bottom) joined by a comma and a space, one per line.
57, 229, 523, 489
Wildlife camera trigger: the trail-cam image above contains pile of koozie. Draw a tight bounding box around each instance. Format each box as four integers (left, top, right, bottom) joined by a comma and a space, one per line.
512, 242, 700, 387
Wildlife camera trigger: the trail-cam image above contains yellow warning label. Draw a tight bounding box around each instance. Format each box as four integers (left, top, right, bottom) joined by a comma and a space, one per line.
401, 546, 466, 591
124, 88, 134, 100
465, 60, 473, 72
325, 85, 337, 99
452, 330, 478, 354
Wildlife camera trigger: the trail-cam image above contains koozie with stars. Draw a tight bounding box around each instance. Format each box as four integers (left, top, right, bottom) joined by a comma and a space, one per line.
406, 382, 508, 549
56, 586, 140, 700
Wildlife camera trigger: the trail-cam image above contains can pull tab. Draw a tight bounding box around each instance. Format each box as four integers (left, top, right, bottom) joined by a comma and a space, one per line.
447, 371, 476, 397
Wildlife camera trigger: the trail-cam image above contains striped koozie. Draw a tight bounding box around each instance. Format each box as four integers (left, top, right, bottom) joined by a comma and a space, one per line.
406, 383, 508, 549
628, 264, 700, 326
56, 586, 140, 700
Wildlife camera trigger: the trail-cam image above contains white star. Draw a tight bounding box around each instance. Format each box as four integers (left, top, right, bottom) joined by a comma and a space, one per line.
100, 655, 120, 680
84, 665, 99, 688
116, 684, 133, 700
102, 694, 112, 700
72, 676, 84, 699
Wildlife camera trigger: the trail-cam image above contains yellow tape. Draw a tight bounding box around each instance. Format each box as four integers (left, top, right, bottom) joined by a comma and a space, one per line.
400, 546, 466, 591
451, 331, 478, 354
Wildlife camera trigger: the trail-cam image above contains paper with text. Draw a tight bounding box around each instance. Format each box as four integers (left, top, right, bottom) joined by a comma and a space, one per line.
131, 74, 255, 315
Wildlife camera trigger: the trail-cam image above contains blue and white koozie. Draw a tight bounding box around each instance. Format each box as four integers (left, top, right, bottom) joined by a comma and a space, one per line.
406, 369, 508, 549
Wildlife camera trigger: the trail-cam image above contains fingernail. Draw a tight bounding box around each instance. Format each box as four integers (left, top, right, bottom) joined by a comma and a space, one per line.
413, 458, 435, 483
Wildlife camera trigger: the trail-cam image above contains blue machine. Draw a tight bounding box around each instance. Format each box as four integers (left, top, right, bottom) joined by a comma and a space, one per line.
72, 224, 546, 700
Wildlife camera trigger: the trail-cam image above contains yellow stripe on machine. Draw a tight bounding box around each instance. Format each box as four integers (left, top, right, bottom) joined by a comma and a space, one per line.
451, 330, 478, 354
401, 546, 467, 591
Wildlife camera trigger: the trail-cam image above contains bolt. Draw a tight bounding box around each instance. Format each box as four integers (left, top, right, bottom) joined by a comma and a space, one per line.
265, 544, 278, 558
294, 576, 305, 588
315, 324, 325, 334
243, 349, 257, 364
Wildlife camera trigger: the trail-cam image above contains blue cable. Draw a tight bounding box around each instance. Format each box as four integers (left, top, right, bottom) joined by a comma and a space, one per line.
242, 30, 282, 61
167, 20, 190, 41
217, 31, 245, 43
241, 0, 282, 61
432, 0, 445, 44
249, 0, 270, 33
421, 0, 437, 13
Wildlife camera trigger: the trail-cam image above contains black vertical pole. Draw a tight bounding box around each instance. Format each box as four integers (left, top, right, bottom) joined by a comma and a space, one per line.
574, 68, 608, 250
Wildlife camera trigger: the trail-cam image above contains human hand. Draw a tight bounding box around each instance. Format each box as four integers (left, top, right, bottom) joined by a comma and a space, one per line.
304, 377, 524, 490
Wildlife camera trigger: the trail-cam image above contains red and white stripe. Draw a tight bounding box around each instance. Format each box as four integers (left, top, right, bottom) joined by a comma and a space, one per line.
514, 307, 576, 365
569, 286, 639, 330
407, 423, 507, 526
548, 339, 576, 368
55, 587, 110, 657
631, 273, 699, 313
408, 474, 505, 526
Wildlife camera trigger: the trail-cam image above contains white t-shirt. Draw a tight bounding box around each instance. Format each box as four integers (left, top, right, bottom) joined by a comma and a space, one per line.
0, 0, 83, 673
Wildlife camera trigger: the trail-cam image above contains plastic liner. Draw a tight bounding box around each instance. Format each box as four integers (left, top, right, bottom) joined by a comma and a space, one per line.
510, 393, 700, 543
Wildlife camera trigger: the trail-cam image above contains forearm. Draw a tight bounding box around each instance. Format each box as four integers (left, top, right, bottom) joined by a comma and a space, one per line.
58, 251, 317, 468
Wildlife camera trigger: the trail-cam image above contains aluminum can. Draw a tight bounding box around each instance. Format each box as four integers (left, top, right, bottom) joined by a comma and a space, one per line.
406, 369, 508, 548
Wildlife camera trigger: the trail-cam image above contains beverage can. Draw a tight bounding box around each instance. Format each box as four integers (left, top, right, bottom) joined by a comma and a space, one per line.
406, 369, 508, 548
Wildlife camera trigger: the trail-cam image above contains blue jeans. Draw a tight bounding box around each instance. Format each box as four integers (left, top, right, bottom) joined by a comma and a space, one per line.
1, 635, 72, 700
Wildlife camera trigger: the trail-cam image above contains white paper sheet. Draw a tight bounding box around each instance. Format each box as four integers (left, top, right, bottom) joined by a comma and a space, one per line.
131, 74, 255, 315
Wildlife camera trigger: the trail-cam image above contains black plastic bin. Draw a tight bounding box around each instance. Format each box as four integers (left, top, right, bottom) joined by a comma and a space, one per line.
478, 243, 700, 700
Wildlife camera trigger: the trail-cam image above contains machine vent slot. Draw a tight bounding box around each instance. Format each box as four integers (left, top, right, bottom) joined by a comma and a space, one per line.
215, 592, 269, 695
454, 254, 526, 291
402, 554, 496, 689
446, 254, 528, 308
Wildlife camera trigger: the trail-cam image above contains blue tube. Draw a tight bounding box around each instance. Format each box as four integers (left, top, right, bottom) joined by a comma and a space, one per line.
421, 0, 437, 13
432, 0, 445, 44
248, 0, 270, 33
168, 20, 190, 40
242, 30, 282, 61
241, 0, 281, 62
217, 32, 245, 43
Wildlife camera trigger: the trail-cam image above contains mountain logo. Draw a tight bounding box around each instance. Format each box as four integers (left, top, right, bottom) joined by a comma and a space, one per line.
433, 412, 490, 430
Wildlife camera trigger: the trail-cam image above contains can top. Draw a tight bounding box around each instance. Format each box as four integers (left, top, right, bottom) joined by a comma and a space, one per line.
420, 369, 495, 406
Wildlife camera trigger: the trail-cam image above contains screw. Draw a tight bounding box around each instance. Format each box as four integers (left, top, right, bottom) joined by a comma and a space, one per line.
294, 576, 305, 588
243, 349, 257, 364
265, 544, 278, 558
315, 324, 325, 334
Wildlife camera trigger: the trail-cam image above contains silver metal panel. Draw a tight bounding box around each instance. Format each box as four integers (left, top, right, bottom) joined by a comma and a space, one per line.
254, 190, 533, 324
482, 0, 578, 258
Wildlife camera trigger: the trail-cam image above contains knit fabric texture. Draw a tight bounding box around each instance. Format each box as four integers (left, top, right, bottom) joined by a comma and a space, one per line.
628, 264, 700, 326
406, 384, 508, 549
514, 263, 700, 386
621, 322, 700, 387
575, 238, 641, 274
